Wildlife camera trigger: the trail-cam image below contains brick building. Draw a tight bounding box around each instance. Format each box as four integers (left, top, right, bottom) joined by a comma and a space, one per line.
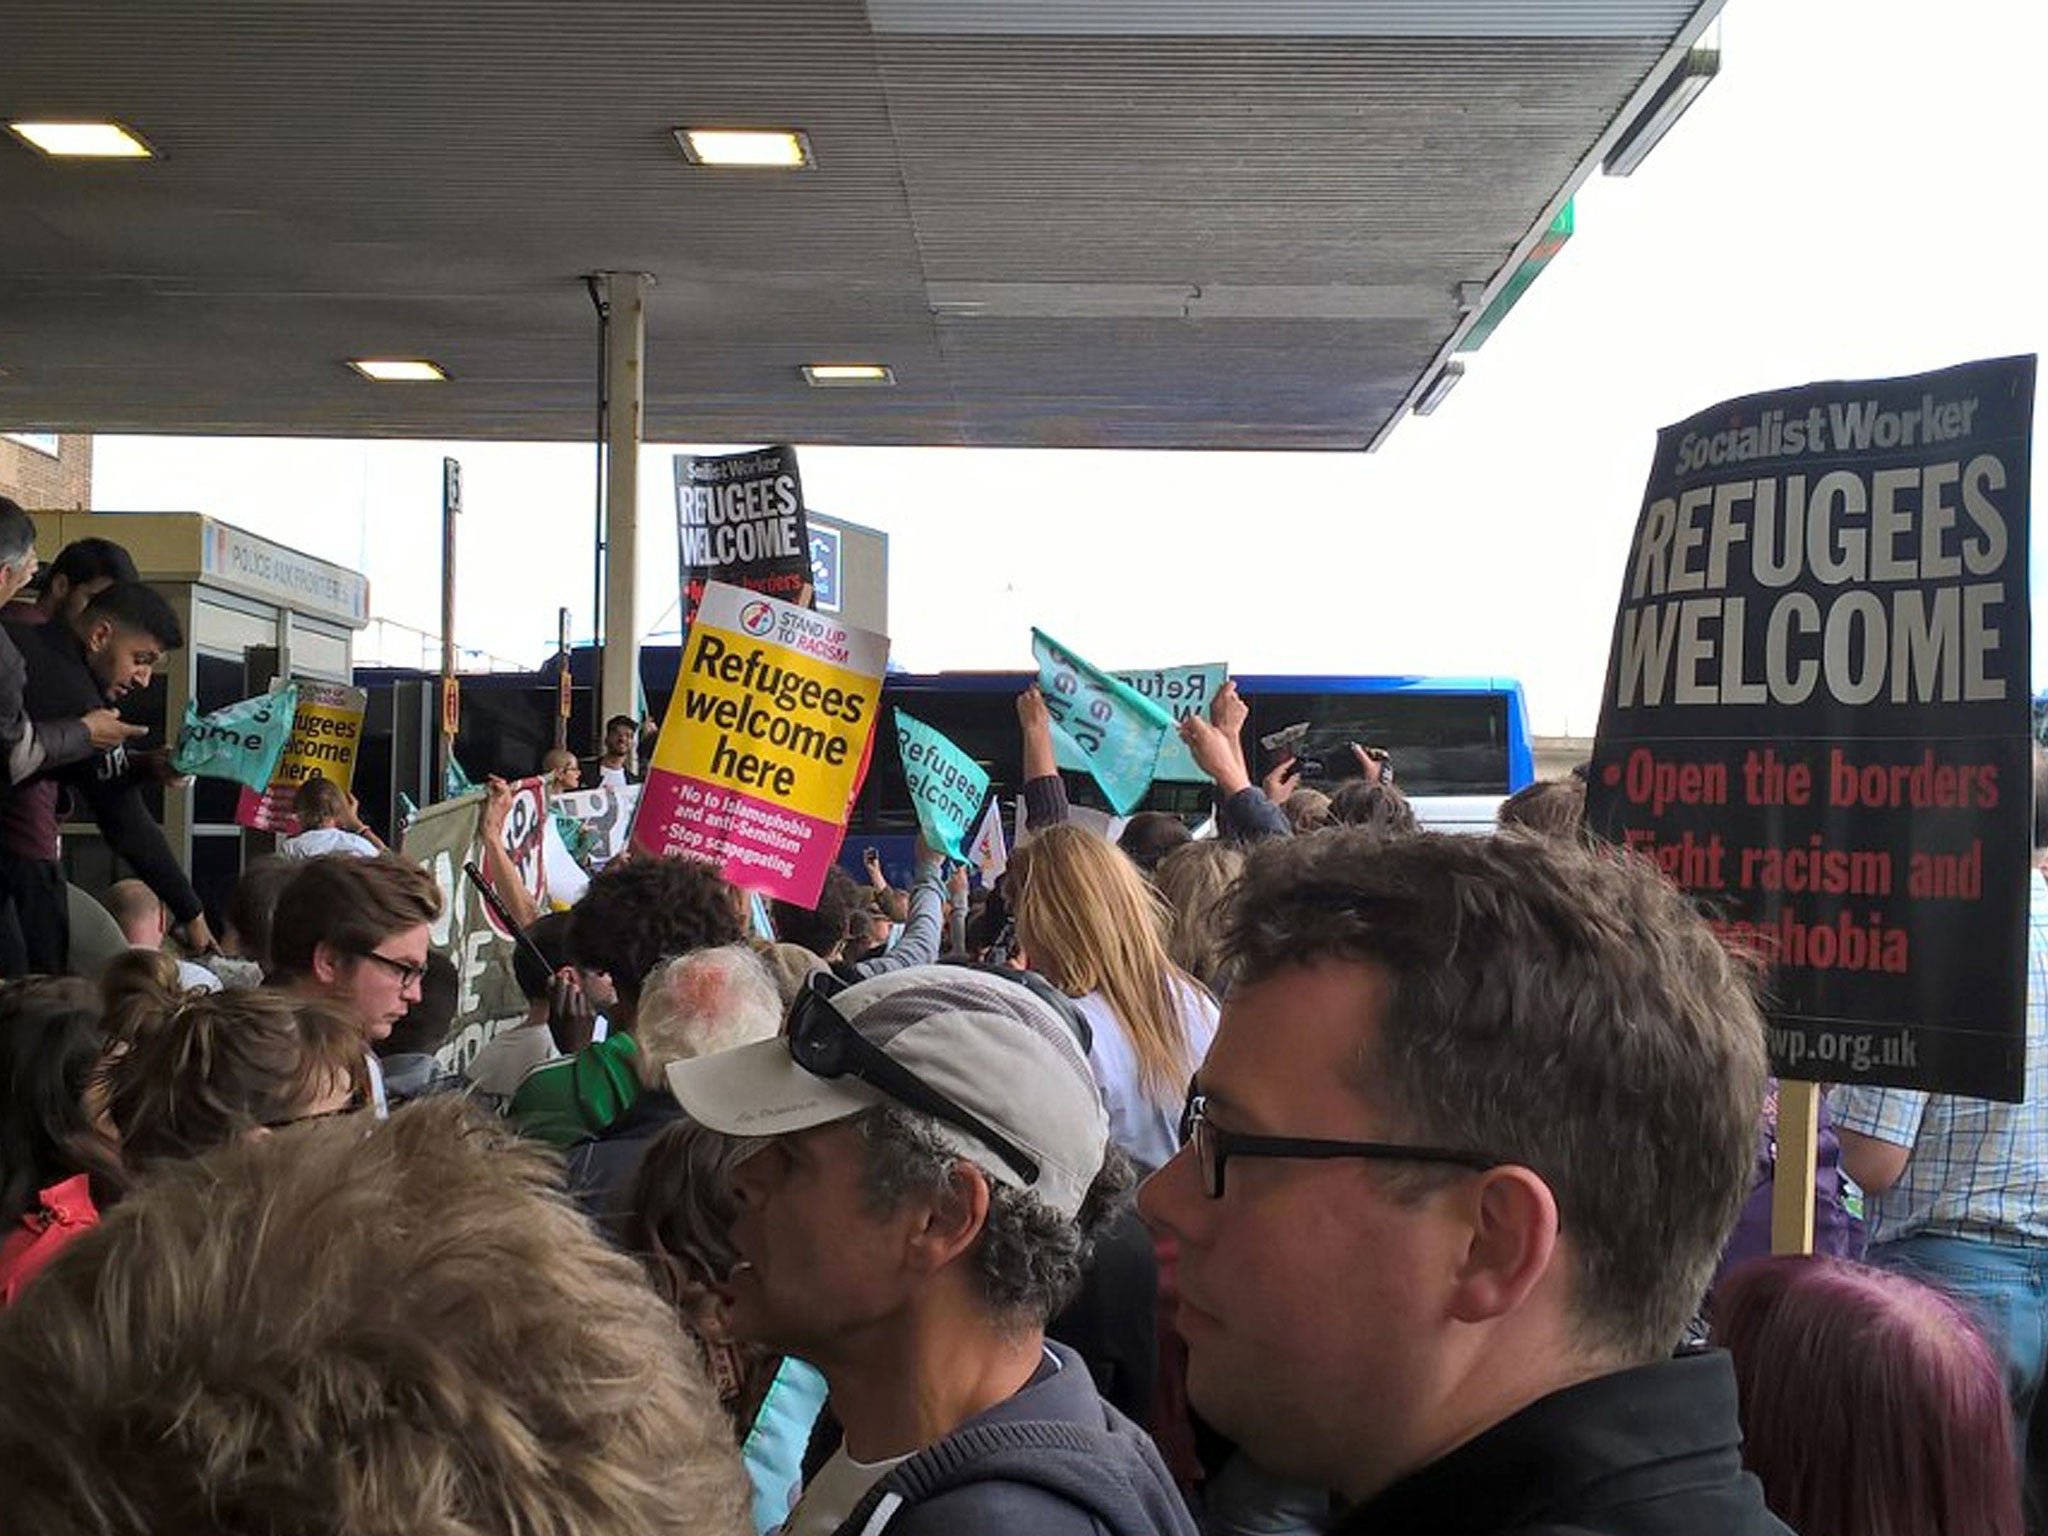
0, 432, 92, 512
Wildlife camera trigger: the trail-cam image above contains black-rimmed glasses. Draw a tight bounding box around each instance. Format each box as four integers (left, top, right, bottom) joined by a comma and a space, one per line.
261, 1091, 368, 1130
786, 975, 1040, 1186
1184, 1094, 1500, 1199
355, 949, 429, 988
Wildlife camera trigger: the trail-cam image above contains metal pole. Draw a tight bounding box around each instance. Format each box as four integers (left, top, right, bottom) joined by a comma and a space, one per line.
585, 275, 609, 758
555, 605, 572, 751
437, 456, 461, 795
600, 273, 649, 738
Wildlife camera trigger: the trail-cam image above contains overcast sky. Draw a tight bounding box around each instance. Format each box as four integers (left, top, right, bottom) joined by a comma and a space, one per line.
90, 0, 2046, 737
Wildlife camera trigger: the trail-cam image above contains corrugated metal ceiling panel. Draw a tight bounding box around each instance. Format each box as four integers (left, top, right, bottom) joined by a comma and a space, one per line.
869, 0, 1702, 37
0, 0, 1715, 448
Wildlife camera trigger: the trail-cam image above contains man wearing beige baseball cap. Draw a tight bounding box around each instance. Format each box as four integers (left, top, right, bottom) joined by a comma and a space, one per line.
666, 963, 1197, 1536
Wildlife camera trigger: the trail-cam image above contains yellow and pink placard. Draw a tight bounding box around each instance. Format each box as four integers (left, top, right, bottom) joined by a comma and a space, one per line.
632, 581, 888, 907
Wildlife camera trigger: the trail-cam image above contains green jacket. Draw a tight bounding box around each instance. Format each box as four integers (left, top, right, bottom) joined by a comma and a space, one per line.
507, 1032, 642, 1147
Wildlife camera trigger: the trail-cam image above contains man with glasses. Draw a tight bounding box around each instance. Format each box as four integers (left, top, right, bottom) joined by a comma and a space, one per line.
268, 854, 441, 1116
1140, 829, 1790, 1536
666, 964, 1198, 1536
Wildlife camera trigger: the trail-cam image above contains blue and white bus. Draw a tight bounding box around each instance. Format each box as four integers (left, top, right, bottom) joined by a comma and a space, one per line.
846, 671, 1535, 876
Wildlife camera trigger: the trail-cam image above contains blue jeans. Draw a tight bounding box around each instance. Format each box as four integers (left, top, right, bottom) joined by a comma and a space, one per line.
1870, 1234, 2048, 1450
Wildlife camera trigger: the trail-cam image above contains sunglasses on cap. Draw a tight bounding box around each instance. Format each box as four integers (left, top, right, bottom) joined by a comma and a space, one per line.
786, 972, 1041, 1186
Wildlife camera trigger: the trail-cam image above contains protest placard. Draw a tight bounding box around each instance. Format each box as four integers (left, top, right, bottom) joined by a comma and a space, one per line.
633, 581, 888, 907
968, 796, 1008, 883
675, 445, 813, 630
171, 681, 299, 793
1052, 662, 1224, 784
1585, 355, 2037, 1101
1032, 630, 1174, 816
553, 783, 641, 869
895, 710, 990, 862
491, 776, 550, 932
401, 791, 531, 1074
234, 680, 367, 833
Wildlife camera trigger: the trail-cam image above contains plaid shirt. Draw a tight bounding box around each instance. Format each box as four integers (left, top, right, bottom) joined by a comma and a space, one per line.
1832, 876, 2048, 1246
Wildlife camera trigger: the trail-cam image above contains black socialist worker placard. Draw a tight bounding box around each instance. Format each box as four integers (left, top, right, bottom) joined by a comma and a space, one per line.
1585, 356, 2036, 1101
675, 445, 814, 630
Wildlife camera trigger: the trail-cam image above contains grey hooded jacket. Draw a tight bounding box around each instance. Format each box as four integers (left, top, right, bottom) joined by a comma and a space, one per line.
829, 1341, 1197, 1536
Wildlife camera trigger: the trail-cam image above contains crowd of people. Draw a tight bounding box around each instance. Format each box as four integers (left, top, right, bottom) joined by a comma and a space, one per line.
0, 492, 2042, 1535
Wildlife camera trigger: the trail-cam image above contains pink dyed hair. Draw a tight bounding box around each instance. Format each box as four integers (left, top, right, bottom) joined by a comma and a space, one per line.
1716, 1255, 2022, 1536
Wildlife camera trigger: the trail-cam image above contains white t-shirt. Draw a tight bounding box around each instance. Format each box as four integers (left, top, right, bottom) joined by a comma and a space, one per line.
173, 958, 224, 994
1074, 978, 1219, 1173
598, 763, 630, 790
776, 1444, 911, 1536
278, 826, 379, 860
465, 1018, 559, 1108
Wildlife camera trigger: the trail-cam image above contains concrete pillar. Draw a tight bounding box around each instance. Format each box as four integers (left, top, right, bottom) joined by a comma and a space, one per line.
601, 272, 650, 730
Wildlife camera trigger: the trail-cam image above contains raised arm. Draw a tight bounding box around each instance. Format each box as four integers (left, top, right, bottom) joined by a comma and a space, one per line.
1180, 681, 1289, 844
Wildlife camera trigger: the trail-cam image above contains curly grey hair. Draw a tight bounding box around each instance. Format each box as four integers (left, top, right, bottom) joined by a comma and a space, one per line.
854, 1104, 1135, 1329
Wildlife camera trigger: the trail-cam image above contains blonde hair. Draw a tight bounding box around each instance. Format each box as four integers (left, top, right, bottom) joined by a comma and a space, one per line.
0, 1097, 750, 1536
1009, 823, 1208, 1103
1153, 840, 1246, 994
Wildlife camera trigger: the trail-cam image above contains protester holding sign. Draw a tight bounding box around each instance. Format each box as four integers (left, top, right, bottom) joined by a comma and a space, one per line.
1833, 747, 2048, 1499
1167, 682, 1291, 845
772, 845, 948, 983
1577, 352, 2040, 1513
1051, 661, 1225, 787
236, 680, 369, 836
278, 776, 383, 860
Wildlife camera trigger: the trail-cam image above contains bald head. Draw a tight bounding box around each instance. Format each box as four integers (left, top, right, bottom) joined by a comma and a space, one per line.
102, 880, 166, 948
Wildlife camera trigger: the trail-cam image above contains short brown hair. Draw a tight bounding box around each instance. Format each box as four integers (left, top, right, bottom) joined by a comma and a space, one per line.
0, 1098, 751, 1535
292, 773, 348, 827
106, 989, 369, 1167
1496, 777, 1587, 841
268, 854, 442, 982
224, 854, 298, 972
1224, 829, 1766, 1361
1326, 778, 1418, 838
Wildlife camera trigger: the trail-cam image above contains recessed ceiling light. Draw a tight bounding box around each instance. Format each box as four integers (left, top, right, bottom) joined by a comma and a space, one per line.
675, 128, 813, 169
802, 364, 894, 387
7, 120, 155, 159
348, 358, 447, 382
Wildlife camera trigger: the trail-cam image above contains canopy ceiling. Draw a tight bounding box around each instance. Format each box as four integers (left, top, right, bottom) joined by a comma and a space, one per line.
0, 1, 1720, 449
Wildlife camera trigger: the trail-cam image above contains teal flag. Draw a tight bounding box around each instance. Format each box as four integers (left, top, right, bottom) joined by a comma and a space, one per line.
895, 710, 991, 862
171, 682, 299, 793
1031, 630, 1173, 816
445, 754, 475, 801
1053, 662, 1225, 784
